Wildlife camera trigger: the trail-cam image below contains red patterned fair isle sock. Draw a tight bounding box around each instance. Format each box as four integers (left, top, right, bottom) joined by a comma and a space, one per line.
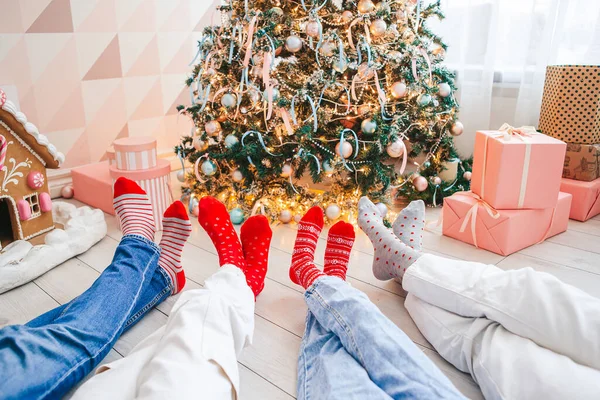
198, 196, 246, 270
158, 201, 192, 294
113, 177, 155, 241
290, 206, 326, 289
323, 221, 356, 281
240, 215, 272, 298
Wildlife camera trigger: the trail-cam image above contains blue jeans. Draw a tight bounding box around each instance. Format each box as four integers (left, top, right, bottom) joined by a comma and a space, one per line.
298, 276, 466, 400
0, 235, 173, 400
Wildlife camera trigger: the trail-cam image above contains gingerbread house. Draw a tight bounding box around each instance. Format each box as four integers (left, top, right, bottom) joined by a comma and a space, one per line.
0, 89, 65, 250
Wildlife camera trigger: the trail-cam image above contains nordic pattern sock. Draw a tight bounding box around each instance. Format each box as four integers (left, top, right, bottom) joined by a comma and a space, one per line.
392, 200, 426, 251
158, 201, 192, 294
240, 215, 272, 298
358, 197, 421, 281
198, 196, 246, 269
323, 221, 355, 281
290, 206, 326, 289
113, 177, 155, 241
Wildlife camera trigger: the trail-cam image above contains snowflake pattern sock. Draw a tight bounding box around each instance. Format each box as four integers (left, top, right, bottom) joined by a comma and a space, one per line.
113, 177, 155, 241
198, 196, 246, 270
241, 215, 272, 298
392, 200, 426, 251
323, 221, 355, 281
358, 197, 421, 281
290, 206, 326, 289
158, 201, 192, 294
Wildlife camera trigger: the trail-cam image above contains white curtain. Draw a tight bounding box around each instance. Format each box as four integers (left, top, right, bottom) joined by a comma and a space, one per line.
428, 0, 600, 156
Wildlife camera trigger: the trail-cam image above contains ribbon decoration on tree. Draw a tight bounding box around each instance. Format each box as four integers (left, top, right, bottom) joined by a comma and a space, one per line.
290, 94, 318, 132
241, 130, 280, 157
0, 135, 7, 171
339, 129, 360, 172
194, 154, 212, 184
411, 47, 433, 82
455, 191, 501, 249
298, 148, 322, 175
479, 124, 539, 208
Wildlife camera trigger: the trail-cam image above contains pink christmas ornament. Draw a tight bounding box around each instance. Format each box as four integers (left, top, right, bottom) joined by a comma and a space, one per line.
463, 171, 472, 181
413, 175, 429, 192
61, 185, 74, 199
27, 171, 45, 189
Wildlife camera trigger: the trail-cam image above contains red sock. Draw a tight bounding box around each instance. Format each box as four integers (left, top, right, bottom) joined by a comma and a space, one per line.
198, 196, 246, 270
323, 221, 355, 281
241, 215, 272, 298
158, 201, 192, 294
290, 206, 325, 289
113, 177, 155, 241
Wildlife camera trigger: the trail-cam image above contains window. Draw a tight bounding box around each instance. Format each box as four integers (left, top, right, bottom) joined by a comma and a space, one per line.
24, 193, 41, 219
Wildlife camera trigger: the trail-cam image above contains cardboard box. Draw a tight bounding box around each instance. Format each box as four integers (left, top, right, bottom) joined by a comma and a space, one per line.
539, 65, 600, 144
442, 192, 571, 256
563, 143, 600, 181
560, 178, 600, 221
471, 130, 566, 209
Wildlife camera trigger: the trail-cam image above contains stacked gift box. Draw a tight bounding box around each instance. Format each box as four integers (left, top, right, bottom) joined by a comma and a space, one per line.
72, 137, 172, 230
538, 65, 600, 222
442, 126, 571, 256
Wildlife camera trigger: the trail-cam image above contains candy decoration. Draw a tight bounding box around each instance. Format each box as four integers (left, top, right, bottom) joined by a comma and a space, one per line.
279, 209, 293, 223
229, 208, 245, 225
326, 204, 341, 220
0, 134, 8, 171
39, 192, 52, 213
17, 200, 31, 221
61, 185, 74, 199
27, 171, 45, 189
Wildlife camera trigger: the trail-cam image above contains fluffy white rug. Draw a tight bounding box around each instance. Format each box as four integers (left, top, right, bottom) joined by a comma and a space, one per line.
0, 202, 107, 294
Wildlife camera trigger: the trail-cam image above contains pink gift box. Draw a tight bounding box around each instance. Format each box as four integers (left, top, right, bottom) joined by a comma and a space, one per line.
71, 161, 115, 215
471, 129, 566, 209
559, 178, 600, 221
442, 192, 572, 256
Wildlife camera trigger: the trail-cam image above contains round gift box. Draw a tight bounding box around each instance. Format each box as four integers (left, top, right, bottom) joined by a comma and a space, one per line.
106, 146, 117, 167
113, 137, 158, 171
110, 159, 171, 230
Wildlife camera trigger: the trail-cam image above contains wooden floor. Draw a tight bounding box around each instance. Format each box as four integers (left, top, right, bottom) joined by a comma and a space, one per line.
2, 187, 600, 399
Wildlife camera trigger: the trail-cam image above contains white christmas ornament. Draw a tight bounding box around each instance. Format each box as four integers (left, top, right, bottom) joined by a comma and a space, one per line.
325, 204, 341, 220
194, 137, 208, 151
386, 139, 405, 158
263, 87, 280, 102
201, 160, 217, 176
224, 134, 239, 149
417, 93, 432, 107
370, 19, 387, 37
451, 121, 464, 136
221, 93, 237, 108
342, 10, 354, 22
205, 120, 221, 136
438, 83, 452, 98
319, 41, 335, 57
323, 160, 334, 175
375, 203, 388, 218
285, 35, 303, 53
281, 163, 293, 178
232, 169, 244, 182
361, 118, 377, 134
391, 81, 408, 99
305, 21, 320, 37
335, 141, 353, 159
279, 209, 293, 224
333, 57, 349, 73
177, 170, 185, 182
357, 0, 375, 14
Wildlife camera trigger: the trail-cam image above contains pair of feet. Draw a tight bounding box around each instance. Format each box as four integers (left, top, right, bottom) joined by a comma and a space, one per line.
113, 177, 192, 294
289, 206, 357, 289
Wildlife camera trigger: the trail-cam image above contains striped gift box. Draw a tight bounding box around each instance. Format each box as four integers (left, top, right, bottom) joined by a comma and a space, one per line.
113, 137, 158, 171
110, 159, 172, 230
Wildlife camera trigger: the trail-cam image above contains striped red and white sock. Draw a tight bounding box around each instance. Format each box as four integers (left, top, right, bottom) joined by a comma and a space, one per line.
241, 215, 272, 298
198, 196, 246, 270
113, 177, 155, 241
158, 201, 192, 294
323, 221, 355, 281
290, 206, 325, 289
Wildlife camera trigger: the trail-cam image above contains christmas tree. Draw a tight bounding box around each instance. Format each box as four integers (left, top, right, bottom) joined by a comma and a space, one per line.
176, 0, 471, 223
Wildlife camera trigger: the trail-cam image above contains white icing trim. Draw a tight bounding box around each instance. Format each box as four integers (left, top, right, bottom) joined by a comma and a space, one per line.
1, 99, 65, 166
22, 224, 55, 241
0, 120, 46, 166
0, 195, 23, 240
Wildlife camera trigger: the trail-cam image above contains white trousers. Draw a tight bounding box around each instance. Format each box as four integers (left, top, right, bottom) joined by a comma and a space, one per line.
403, 254, 600, 400
71, 265, 254, 400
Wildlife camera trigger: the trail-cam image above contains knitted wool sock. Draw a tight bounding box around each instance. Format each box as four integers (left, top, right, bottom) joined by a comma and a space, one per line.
323, 221, 355, 281
158, 201, 192, 294
198, 196, 246, 270
358, 197, 421, 281
113, 177, 155, 241
240, 215, 272, 298
290, 206, 326, 289
392, 200, 426, 251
